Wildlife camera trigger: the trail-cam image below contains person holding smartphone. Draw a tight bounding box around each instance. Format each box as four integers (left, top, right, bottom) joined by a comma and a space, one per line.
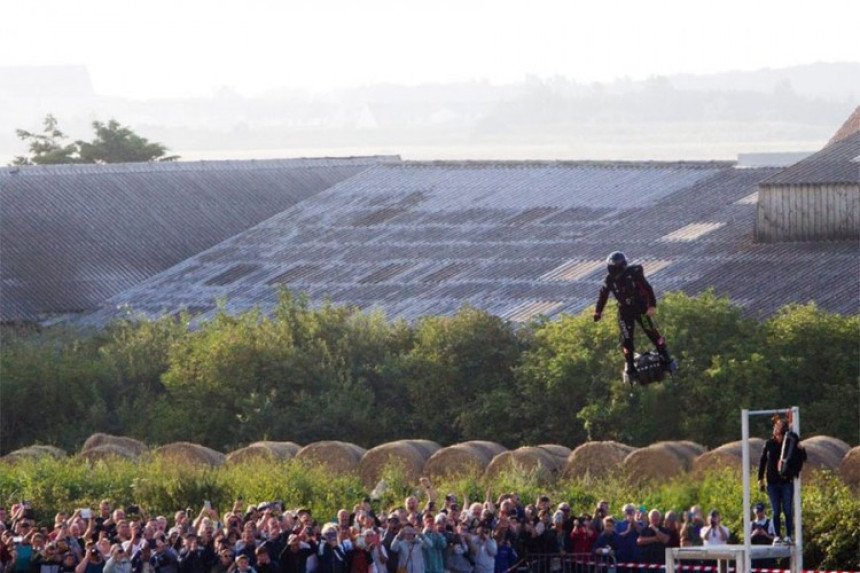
700, 510, 730, 546
12, 520, 36, 573
75, 545, 105, 573
679, 507, 704, 548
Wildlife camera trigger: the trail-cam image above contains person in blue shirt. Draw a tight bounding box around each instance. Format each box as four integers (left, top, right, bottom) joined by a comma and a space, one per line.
592, 516, 620, 558
614, 504, 642, 573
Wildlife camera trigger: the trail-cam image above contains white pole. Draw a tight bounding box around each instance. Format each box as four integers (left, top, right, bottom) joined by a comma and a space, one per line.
741, 409, 751, 573
792, 406, 803, 573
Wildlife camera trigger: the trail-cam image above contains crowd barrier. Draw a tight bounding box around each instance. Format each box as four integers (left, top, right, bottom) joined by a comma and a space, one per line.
512, 552, 857, 573
512, 552, 617, 573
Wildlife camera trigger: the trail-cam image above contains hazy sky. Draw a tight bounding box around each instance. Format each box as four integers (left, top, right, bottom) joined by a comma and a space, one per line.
3, 0, 859, 99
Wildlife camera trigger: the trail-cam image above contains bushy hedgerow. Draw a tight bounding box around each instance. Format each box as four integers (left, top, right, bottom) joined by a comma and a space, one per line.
2, 291, 857, 452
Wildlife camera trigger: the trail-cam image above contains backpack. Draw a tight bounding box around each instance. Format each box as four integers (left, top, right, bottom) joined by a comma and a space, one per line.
778, 431, 807, 480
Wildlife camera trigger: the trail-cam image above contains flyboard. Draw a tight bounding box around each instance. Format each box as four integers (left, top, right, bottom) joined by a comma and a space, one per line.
622, 351, 677, 385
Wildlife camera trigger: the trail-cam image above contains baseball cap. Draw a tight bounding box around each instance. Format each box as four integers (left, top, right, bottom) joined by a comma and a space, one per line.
753, 502, 765, 512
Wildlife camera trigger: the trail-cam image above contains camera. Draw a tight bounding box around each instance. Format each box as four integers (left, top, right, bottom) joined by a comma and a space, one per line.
125, 505, 140, 515
257, 501, 283, 512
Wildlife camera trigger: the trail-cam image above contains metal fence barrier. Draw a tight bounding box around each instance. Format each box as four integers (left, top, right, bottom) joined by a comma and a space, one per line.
513, 552, 619, 573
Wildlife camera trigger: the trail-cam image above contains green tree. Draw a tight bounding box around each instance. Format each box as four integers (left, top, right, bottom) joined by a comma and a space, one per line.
0, 328, 111, 452
398, 306, 525, 445
12, 115, 178, 165
12, 114, 81, 165
763, 303, 859, 441
97, 315, 188, 437
517, 309, 619, 445
78, 119, 178, 163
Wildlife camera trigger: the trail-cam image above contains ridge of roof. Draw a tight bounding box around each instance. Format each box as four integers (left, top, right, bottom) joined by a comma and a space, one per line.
0, 155, 401, 177
826, 105, 860, 147
399, 159, 736, 169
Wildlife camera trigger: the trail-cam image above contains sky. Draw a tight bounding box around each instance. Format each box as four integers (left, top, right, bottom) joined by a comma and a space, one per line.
3, 0, 859, 99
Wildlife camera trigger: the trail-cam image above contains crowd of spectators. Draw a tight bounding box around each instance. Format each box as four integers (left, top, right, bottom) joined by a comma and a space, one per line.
0, 478, 749, 573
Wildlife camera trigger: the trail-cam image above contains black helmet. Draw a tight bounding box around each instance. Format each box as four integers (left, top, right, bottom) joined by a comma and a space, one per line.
606, 251, 628, 276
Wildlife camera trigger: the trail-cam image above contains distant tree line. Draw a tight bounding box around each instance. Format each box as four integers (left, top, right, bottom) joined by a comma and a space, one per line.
12, 114, 177, 165
0, 290, 857, 455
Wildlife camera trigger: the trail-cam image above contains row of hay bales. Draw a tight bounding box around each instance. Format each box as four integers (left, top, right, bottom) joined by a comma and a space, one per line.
3, 434, 858, 491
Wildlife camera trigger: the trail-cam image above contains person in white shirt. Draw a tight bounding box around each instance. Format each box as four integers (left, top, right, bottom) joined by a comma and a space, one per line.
700, 510, 730, 545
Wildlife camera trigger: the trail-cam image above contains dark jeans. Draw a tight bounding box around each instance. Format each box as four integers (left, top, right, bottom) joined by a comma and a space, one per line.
767, 481, 793, 537
617, 310, 668, 366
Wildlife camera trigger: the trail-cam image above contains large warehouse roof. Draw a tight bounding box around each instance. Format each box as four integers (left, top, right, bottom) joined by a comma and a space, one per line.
77, 159, 859, 327
0, 156, 396, 322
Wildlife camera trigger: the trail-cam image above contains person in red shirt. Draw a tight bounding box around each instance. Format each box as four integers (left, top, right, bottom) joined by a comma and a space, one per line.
570, 515, 598, 573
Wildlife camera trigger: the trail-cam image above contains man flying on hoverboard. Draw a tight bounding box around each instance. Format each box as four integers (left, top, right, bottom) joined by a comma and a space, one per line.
593, 252, 677, 383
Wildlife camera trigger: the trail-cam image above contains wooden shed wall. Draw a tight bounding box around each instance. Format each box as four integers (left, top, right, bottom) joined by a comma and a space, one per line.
755, 184, 860, 242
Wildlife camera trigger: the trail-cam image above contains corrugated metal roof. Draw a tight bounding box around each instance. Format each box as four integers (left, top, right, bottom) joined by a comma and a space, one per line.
503, 300, 564, 322
826, 105, 860, 147
660, 223, 726, 242
67, 160, 859, 327
540, 260, 604, 282
761, 132, 860, 186
0, 156, 398, 321
735, 191, 758, 205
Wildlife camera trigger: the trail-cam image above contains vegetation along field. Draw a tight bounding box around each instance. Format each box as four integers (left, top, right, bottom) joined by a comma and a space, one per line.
2, 290, 857, 453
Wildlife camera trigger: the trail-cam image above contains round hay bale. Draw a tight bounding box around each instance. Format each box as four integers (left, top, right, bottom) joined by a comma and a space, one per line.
677, 441, 707, 457
82, 433, 148, 457
78, 444, 138, 462
485, 446, 562, 479
295, 441, 365, 474
400, 440, 441, 459
360, 440, 435, 488
424, 441, 507, 479
838, 446, 860, 491
692, 438, 766, 477
660, 440, 706, 460
562, 441, 635, 479
537, 444, 573, 461
152, 442, 225, 466
800, 436, 849, 472
461, 440, 508, 459
226, 441, 301, 465
1, 445, 66, 463
623, 441, 701, 484
801, 436, 850, 465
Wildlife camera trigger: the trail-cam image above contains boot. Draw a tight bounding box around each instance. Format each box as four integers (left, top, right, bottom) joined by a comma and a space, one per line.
657, 344, 677, 372
624, 362, 638, 384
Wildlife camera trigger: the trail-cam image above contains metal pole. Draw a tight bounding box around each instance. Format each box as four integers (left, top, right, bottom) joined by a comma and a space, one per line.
741, 409, 751, 573
665, 548, 675, 573
792, 406, 803, 573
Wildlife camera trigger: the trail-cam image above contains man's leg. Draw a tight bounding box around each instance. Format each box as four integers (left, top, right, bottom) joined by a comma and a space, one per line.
766, 483, 783, 538
639, 315, 673, 365
780, 482, 794, 539
618, 311, 637, 374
